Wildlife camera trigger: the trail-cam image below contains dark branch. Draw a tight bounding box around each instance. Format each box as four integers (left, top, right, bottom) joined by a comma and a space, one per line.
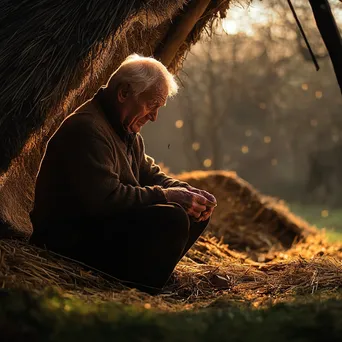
308, 0, 342, 94
287, 0, 320, 71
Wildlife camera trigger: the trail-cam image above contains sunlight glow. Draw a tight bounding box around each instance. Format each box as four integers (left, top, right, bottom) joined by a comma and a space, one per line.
222, 20, 238, 35
221, 3, 272, 37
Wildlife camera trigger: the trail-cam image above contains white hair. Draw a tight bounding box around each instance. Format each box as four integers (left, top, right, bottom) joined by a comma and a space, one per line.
107, 54, 178, 97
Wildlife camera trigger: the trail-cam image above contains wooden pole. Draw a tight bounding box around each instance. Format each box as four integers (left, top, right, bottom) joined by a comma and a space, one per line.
308, 0, 342, 94
155, 0, 211, 67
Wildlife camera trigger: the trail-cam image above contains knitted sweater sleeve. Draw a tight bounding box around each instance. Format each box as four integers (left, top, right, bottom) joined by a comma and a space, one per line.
60, 120, 167, 216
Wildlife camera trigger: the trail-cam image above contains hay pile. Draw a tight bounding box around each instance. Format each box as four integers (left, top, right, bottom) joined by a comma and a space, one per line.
178, 171, 317, 259
1, 171, 342, 309
1, 234, 342, 310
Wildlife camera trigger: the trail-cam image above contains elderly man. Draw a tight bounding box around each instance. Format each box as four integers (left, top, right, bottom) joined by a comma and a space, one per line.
30, 54, 217, 293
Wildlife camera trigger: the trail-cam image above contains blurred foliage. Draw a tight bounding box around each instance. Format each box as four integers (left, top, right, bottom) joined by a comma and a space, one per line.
289, 203, 342, 241
143, 0, 342, 207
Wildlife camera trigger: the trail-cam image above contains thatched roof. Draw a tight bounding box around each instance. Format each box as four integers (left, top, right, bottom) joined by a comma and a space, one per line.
0, 0, 233, 177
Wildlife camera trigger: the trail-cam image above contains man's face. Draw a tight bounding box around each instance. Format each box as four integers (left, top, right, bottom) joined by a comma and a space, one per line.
120, 83, 168, 134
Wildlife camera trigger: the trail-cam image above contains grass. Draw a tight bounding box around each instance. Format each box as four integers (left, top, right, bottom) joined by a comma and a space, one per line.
289, 203, 342, 242
1, 288, 342, 342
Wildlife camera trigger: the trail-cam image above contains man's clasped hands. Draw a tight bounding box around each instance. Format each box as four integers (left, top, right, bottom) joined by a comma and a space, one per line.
162, 186, 217, 222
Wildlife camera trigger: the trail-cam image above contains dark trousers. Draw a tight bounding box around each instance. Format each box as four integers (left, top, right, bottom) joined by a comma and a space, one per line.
30, 203, 209, 293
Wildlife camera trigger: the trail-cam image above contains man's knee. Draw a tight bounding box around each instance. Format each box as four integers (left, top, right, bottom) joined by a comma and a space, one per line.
158, 203, 190, 240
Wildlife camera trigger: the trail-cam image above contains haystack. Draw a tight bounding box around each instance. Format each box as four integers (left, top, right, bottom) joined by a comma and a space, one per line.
178, 171, 316, 258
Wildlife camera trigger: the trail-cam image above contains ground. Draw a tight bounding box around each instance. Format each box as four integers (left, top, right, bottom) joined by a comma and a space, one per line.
1, 171, 342, 341
1, 288, 342, 342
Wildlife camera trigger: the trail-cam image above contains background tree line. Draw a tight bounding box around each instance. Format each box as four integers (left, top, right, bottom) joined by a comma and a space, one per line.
143, 0, 342, 206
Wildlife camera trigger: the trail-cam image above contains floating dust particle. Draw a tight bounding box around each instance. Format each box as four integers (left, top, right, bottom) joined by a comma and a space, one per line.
302, 83, 309, 91
264, 136, 271, 144
259, 102, 266, 110
192, 142, 200, 151
271, 158, 278, 166
175, 120, 183, 128
332, 135, 340, 143
203, 159, 212, 168
310, 119, 318, 127
321, 210, 329, 218
241, 146, 249, 154
245, 129, 252, 137
224, 155, 231, 162
315, 91, 323, 99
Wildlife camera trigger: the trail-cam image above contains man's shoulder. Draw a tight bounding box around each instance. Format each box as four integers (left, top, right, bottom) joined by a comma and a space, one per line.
60, 102, 106, 134
55, 113, 96, 140
50, 110, 108, 148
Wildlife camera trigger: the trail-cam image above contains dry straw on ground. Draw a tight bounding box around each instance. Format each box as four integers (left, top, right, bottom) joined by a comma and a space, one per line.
1, 171, 342, 310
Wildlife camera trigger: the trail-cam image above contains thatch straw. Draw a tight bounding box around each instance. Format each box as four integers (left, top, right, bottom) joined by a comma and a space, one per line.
0, 0, 186, 174
1, 228, 342, 311
0, 0, 234, 178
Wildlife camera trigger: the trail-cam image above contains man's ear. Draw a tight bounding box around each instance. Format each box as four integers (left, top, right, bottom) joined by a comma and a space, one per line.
117, 83, 131, 103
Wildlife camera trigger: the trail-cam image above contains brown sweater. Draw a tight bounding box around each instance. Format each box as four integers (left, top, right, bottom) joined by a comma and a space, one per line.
31, 99, 189, 227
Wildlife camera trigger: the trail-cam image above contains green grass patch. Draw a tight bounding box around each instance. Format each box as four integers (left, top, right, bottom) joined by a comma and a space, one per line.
289, 203, 342, 242
1, 288, 342, 342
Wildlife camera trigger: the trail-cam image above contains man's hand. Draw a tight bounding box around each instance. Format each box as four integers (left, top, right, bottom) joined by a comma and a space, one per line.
162, 187, 213, 219
186, 186, 217, 205
185, 186, 217, 222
